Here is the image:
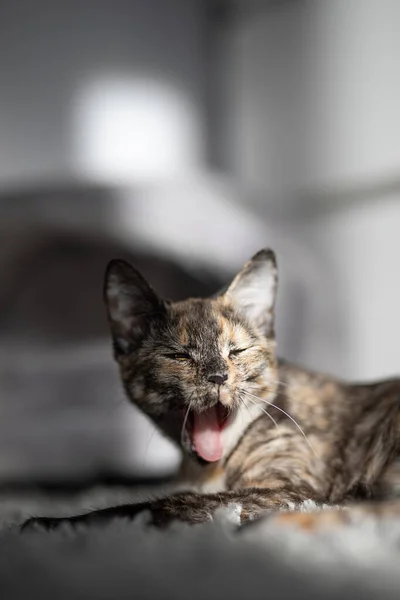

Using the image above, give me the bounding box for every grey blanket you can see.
[0,484,399,599]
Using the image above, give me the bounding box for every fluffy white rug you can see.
[0,485,399,599]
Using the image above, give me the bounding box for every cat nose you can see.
[207,373,228,386]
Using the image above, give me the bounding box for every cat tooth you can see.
[219,387,231,406]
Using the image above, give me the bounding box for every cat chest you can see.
[178,458,227,493]
[197,466,227,493]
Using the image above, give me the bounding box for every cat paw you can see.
[149,493,267,526]
[21,516,71,532]
[150,495,214,526]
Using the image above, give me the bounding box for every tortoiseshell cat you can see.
[25,249,400,530]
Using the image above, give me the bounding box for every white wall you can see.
[229,0,400,198]
[0,0,206,186]
[228,0,400,379]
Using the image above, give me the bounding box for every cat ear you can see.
[224,249,278,337]
[104,259,165,355]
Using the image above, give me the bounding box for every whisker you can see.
[239,394,257,427]
[239,402,244,426]
[181,401,192,447]
[246,381,324,426]
[104,391,127,417]
[141,424,158,470]
[242,390,318,457]
[242,394,278,428]
[270,379,292,388]
[221,409,232,425]
[247,379,292,391]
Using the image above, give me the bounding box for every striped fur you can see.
[23,249,400,530]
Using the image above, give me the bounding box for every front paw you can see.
[149,492,264,526]
[150,493,215,526]
[21,516,75,532]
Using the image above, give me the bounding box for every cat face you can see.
[104,249,279,463]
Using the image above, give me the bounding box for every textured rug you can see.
[0,485,400,599]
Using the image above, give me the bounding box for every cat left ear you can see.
[223,248,278,337]
[104,259,165,355]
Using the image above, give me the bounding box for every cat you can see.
[23,248,400,530]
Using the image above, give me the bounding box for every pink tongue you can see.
[192,407,223,462]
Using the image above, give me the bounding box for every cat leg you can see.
[147,484,324,525]
[23,492,400,533]
[22,484,323,531]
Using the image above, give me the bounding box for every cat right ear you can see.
[104,260,165,355]
[223,248,278,337]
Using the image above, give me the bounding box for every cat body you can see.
[24,249,400,530]
[179,359,400,502]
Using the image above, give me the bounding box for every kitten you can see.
[24,249,400,530]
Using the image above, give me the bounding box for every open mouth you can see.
[186,402,230,463]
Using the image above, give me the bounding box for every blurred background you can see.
[0,0,399,485]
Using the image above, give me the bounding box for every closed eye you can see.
[165,352,191,361]
[229,348,249,357]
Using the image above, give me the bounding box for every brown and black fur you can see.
[23,249,400,531]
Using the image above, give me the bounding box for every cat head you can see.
[104,249,279,464]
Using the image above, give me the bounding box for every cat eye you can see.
[229,348,248,357]
[165,352,191,361]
